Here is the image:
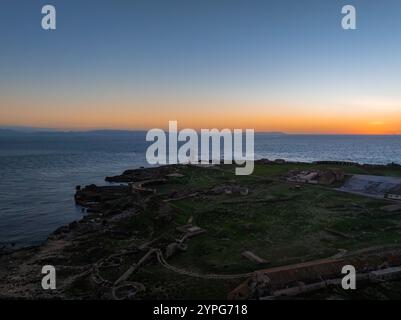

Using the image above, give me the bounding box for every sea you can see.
[0,131,400,247]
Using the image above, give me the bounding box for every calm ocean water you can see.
[0,132,400,247]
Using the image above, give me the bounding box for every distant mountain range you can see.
[0,127,146,135]
[0,128,32,136]
[0,126,63,133]
[1,127,400,136]
[0,127,67,136]
[255,131,287,136]
[0,127,287,136]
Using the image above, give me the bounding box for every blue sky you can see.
[1,0,401,133]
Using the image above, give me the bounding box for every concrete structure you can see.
[338,175,401,199]
[242,251,268,264]
[386,185,401,201]
[370,267,401,282]
[318,169,344,185]
[287,169,344,186]
[228,248,401,300]
[314,160,358,166]
[287,171,318,184]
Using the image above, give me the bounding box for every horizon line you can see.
[1,126,400,136]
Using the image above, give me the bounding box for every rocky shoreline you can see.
[1,160,401,299]
[0,164,222,299]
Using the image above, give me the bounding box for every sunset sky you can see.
[1,0,401,134]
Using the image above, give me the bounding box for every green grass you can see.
[156,164,401,270]
[104,163,401,299]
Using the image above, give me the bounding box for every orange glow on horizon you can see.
[1,100,400,135]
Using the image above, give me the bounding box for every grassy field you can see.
[124,162,401,299]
